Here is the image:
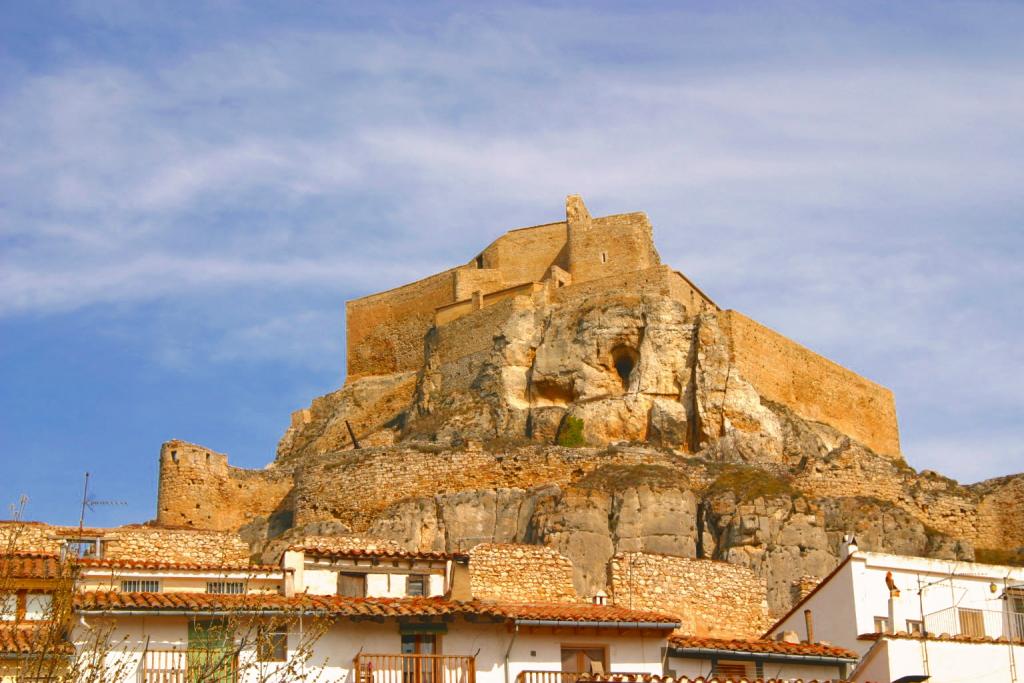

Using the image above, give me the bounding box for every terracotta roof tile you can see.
[0,625,74,655]
[859,631,1024,645]
[0,552,67,580]
[669,634,858,660]
[72,592,677,625]
[77,558,281,573]
[580,676,841,683]
[297,546,467,562]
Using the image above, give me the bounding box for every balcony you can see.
[922,607,1024,640]
[353,653,476,683]
[139,649,238,683]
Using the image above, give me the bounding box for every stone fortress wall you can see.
[342,194,898,457]
[156,440,292,531]
[156,195,915,534]
[723,311,901,458]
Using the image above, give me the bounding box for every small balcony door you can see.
[402,634,438,683]
[560,646,607,680]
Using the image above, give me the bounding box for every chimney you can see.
[447,556,472,602]
[804,609,815,643]
[841,534,859,559]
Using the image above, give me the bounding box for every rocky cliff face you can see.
[248,290,1021,617]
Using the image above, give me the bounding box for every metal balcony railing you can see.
[922,607,1024,640]
[353,653,476,683]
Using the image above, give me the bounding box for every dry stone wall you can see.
[609,551,771,638]
[0,521,249,563]
[468,543,577,603]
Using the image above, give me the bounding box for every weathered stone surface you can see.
[150,196,1024,620]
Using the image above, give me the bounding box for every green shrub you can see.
[706,464,795,501]
[557,416,586,448]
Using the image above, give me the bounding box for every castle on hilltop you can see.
[342,194,898,456]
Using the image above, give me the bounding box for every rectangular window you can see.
[407,575,426,597]
[958,608,985,637]
[24,594,52,621]
[1,594,16,621]
[120,579,161,593]
[207,581,245,595]
[257,626,288,662]
[714,661,751,678]
[560,646,607,674]
[906,619,924,636]
[338,573,366,598]
[873,616,890,633]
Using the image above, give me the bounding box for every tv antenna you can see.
[77,472,127,532]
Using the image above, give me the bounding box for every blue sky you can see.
[1,1,1022,527]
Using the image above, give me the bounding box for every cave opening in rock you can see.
[611,345,639,389]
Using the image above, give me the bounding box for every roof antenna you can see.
[77,471,127,533]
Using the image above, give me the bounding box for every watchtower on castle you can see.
[345,195,683,383]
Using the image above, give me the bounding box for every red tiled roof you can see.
[0,552,67,580]
[72,592,678,625]
[77,558,281,573]
[296,546,467,562]
[669,634,858,660]
[0,625,74,655]
[579,676,840,683]
[859,631,1024,645]
[493,602,678,625]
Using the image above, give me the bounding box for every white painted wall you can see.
[769,552,1024,656]
[73,614,669,683]
[852,637,1024,683]
[769,557,861,653]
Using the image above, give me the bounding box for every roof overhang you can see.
[668,644,857,665]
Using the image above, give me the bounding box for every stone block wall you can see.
[0,522,249,563]
[567,209,660,284]
[0,521,62,553]
[346,267,464,380]
[478,221,568,285]
[468,543,577,603]
[102,526,250,563]
[156,440,293,531]
[293,446,670,530]
[723,310,901,458]
[609,551,771,638]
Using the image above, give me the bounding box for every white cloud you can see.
[1,2,1022,481]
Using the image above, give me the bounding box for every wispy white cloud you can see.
[1,2,1022,482]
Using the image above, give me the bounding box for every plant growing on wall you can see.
[557,416,586,448]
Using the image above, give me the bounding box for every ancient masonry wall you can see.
[468,543,577,603]
[346,266,464,380]
[156,440,292,532]
[0,522,249,563]
[609,551,771,639]
[793,449,1024,550]
[724,310,901,458]
[102,527,250,563]
[478,222,568,285]
[293,447,670,530]
[568,212,659,283]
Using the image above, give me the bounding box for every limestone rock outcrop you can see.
[153,195,1023,618]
